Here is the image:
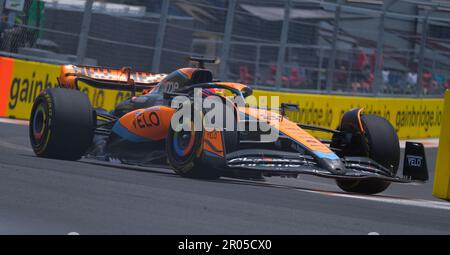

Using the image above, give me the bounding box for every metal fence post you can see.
[152,0,170,72]
[219,0,237,81]
[417,7,435,97]
[0,0,5,18]
[432,50,437,78]
[275,0,292,89]
[76,0,94,65]
[317,47,324,90]
[373,0,397,95]
[326,0,343,92]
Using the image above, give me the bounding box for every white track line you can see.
[0,118,29,125]
[235,178,450,211]
[298,189,450,211]
[399,139,439,149]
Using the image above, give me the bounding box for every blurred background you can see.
[1,0,450,97]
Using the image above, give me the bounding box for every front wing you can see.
[224,149,425,184]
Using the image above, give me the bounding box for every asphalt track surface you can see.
[1,121,449,234]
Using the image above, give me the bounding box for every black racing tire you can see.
[166,108,220,179]
[29,88,95,160]
[336,114,400,194]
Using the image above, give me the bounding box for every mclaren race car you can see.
[29,57,428,195]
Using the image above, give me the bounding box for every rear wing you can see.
[58,65,167,93]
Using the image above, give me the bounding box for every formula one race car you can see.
[29,57,428,194]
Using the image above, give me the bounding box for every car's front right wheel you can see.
[166,107,221,179]
[335,114,400,194]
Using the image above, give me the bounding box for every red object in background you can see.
[269,65,277,77]
[368,72,374,84]
[445,77,450,90]
[370,50,383,73]
[335,68,347,84]
[239,65,253,84]
[361,73,374,91]
[289,67,301,86]
[0,57,15,118]
[422,70,433,90]
[289,67,302,87]
[423,71,432,79]
[358,52,367,69]
[352,50,367,71]
[266,65,289,85]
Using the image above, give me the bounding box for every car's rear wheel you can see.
[335,114,400,194]
[29,88,95,160]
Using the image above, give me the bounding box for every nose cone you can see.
[317,158,347,174]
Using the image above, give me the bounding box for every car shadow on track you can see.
[77,158,413,201]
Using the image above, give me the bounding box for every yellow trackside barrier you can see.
[252,90,444,140]
[433,90,450,201]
